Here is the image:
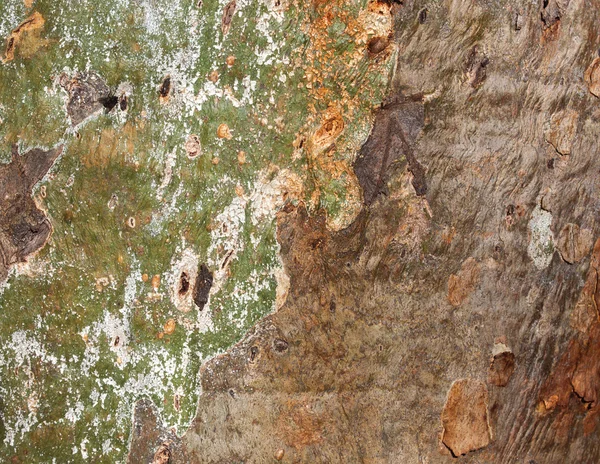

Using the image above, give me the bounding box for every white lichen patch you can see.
[527,204,555,269]
[208,168,303,293]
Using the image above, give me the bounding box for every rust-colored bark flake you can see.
[557,223,593,264]
[441,379,491,457]
[570,238,600,333]
[312,110,344,151]
[571,325,600,406]
[545,109,579,155]
[585,57,600,97]
[151,274,161,291]
[541,239,600,432]
[442,379,491,456]
[540,324,600,416]
[2,11,45,63]
[488,344,516,387]
[216,123,232,139]
[447,257,480,307]
[163,319,176,335]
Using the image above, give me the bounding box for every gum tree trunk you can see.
[1,0,600,463]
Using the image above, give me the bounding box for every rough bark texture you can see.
[131,0,600,462]
[3,0,600,462]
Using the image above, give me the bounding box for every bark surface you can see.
[130,0,600,462]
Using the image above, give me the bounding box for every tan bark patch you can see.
[3,11,46,63]
[441,379,491,457]
[312,110,344,151]
[277,401,326,449]
[556,223,593,264]
[447,257,480,307]
[545,109,579,155]
[585,57,600,98]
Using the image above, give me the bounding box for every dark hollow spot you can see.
[193,264,213,310]
[329,300,336,312]
[367,36,390,55]
[506,204,516,216]
[99,95,119,112]
[418,8,428,24]
[159,76,171,98]
[547,158,555,169]
[229,389,236,398]
[250,346,259,361]
[119,95,128,111]
[179,271,190,295]
[542,0,549,8]
[273,338,289,353]
[114,336,120,346]
[513,12,522,31]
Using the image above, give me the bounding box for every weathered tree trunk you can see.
[2,0,600,462]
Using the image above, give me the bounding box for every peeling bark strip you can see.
[354,94,425,203]
[585,57,600,97]
[541,0,570,30]
[59,72,112,126]
[540,239,600,435]
[557,223,593,264]
[488,344,516,387]
[441,379,491,457]
[221,0,237,35]
[0,145,62,283]
[463,45,488,89]
[545,109,579,155]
